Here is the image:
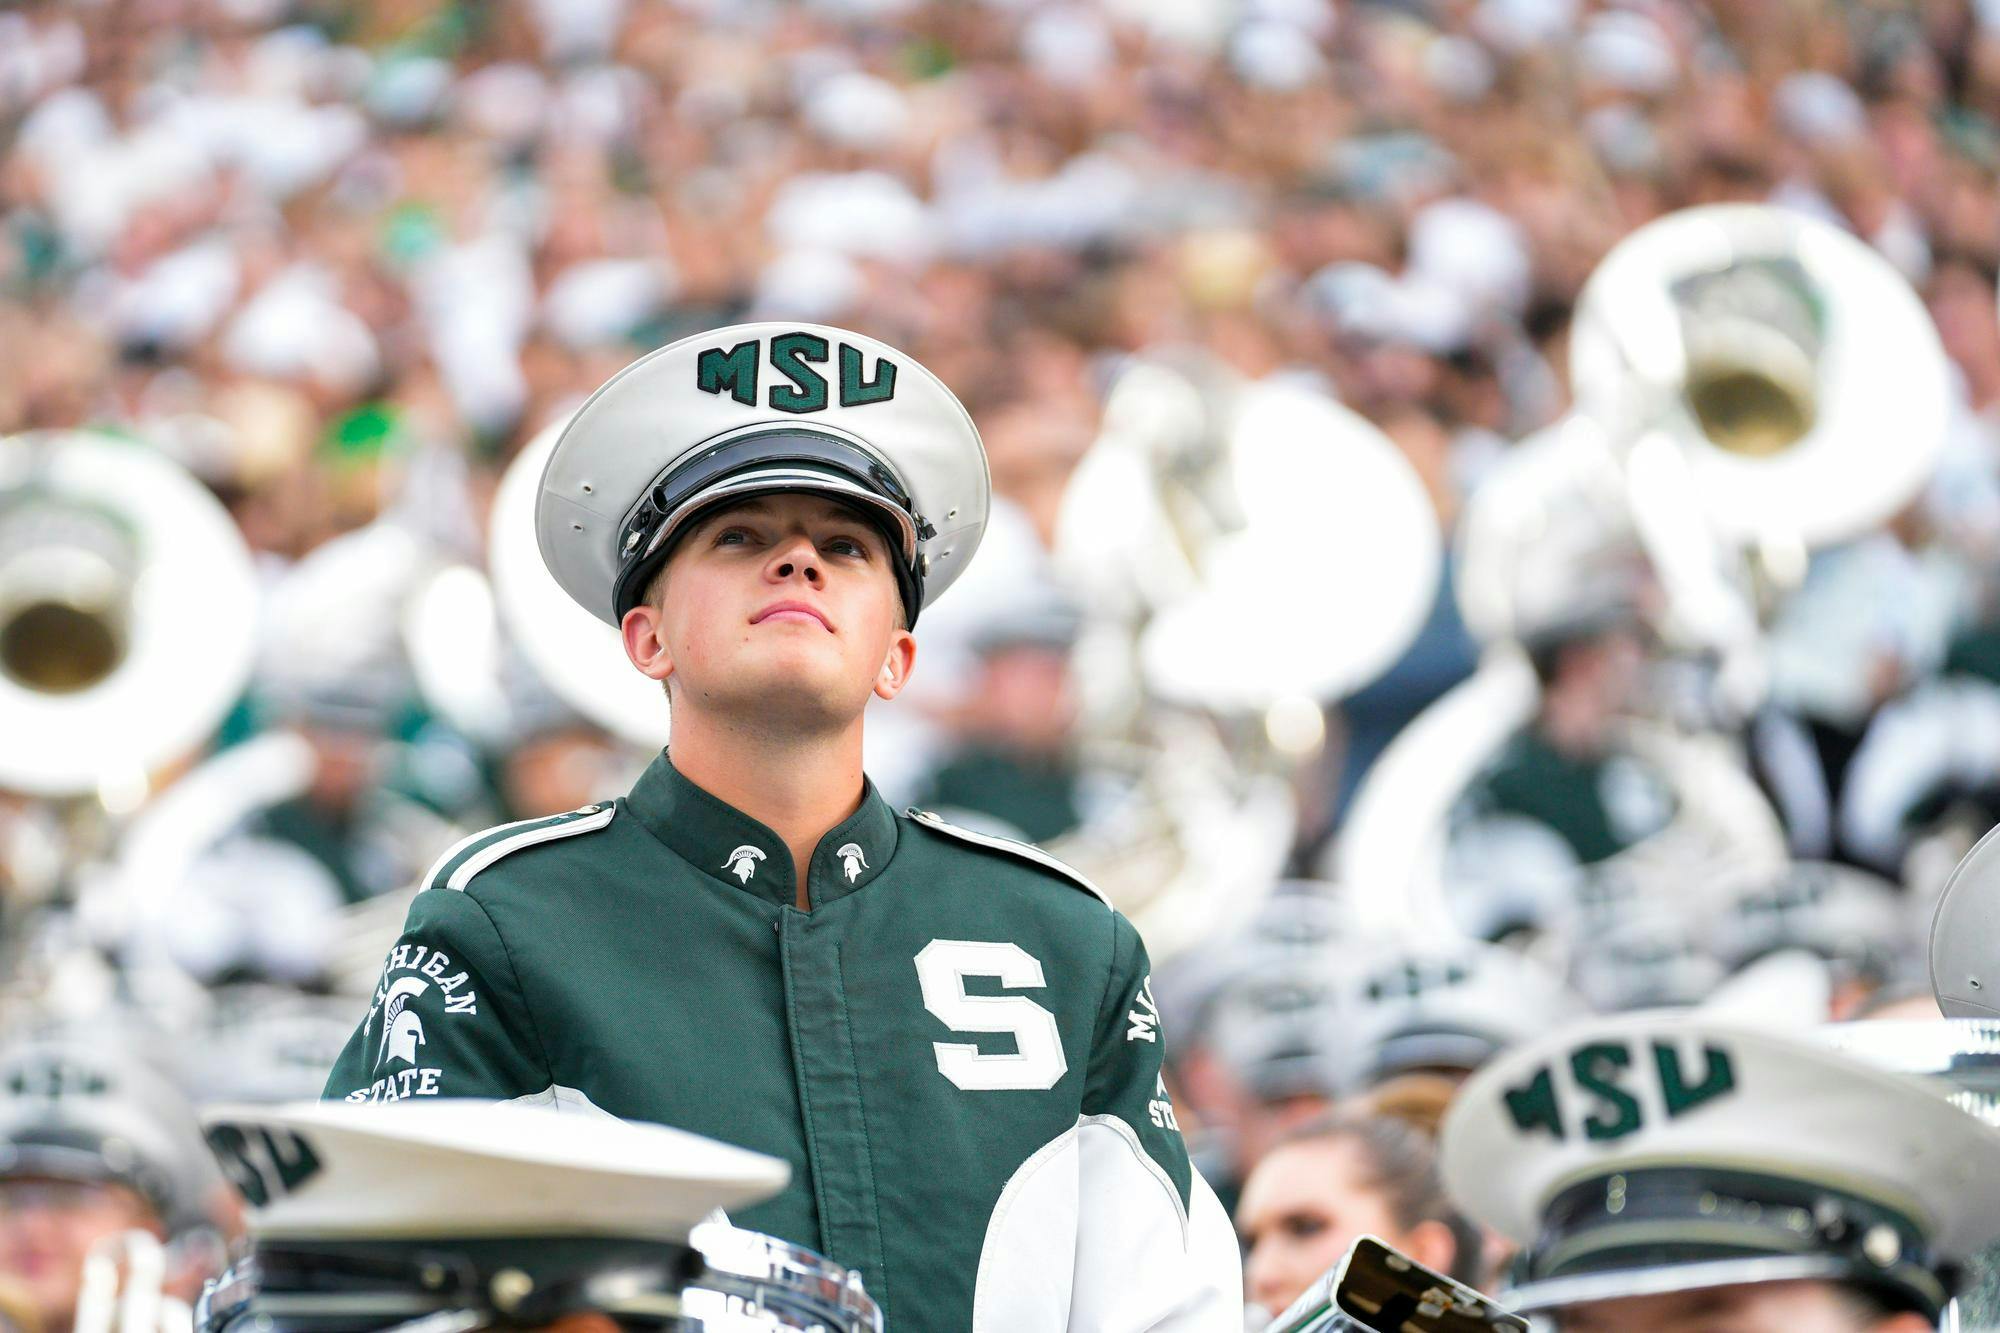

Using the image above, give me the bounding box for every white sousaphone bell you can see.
[1341,204,1952,936]
[1461,202,1950,654]
[1573,203,1947,565]
[0,431,259,802]
[404,416,670,752]
[1062,353,1441,725]
[1054,352,1442,961]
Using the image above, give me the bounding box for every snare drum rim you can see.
[689,1224,882,1328]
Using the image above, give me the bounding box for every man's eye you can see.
[714,528,752,546]
[827,536,869,558]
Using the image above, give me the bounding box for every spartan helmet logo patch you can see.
[724,845,767,883]
[377,977,429,1069]
[836,843,868,882]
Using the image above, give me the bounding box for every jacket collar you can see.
[624,750,898,908]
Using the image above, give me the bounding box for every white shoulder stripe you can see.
[420,813,567,891]
[444,805,616,891]
[908,809,1110,907]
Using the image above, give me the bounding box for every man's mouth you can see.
[752,601,833,631]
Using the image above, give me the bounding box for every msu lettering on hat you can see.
[534,322,990,629]
[1438,1012,2000,1317]
[202,1099,788,1242]
[1342,933,1584,1085]
[0,1038,221,1235]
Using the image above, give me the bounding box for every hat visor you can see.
[645,466,918,568]
[1503,1254,1876,1314]
[2,1143,130,1188]
[0,1143,173,1223]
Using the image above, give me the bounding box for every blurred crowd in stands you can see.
[8,0,2000,1327]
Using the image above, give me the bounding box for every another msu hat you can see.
[535,322,991,629]
[0,1037,222,1235]
[1706,860,1913,986]
[1932,823,2000,1018]
[1439,1012,2000,1318]
[1203,930,1582,1102]
[176,987,375,1107]
[1204,952,1349,1102]
[194,1101,870,1333]
[1343,935,1584,1085]
[200,1100,785,1244]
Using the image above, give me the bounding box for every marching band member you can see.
[321,324,1240,1330]
[0,1040,232,1333]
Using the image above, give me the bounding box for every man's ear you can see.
[621,602,675,683]
[873,628,916,702]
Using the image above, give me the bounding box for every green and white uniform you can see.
[324,753,1238,1331]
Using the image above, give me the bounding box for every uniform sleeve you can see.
[321,887,549,1103]
[1068,914,1243,1333]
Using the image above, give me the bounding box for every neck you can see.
[667,707,867,909]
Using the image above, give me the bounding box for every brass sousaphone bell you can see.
[0,432,258,804]
[1341,205,1951,935]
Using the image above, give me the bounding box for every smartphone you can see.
[1261,1235,1529,1333]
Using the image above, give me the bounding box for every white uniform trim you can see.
[973,1118,1082,1333]
[1078,1113,1186,1239]
[420,813,571,890]
[907,809,1110,907]
[502,1083,620,1119]
[972,1114,1238,1332]
[442,805,617,892]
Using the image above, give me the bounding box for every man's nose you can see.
[767,534,824,586]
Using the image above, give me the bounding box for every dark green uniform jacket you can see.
[1461,729,1676,864]
[324,753,1239,1332]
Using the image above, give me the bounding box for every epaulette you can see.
[419,802,617,894]
[905,808,1110,908]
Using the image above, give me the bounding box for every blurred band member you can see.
[1464,608,1671,869]
[1237,1109,1473,1323]
[0,1041,231,1333]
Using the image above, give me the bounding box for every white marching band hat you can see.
[200,1099,788,1242]
[0,1037,222,1235]
[1343,935,1585,1086]
[534,322,991,630]
[1195,926,1582,1101]
[194,1101,808,1333]
[1439,1012,2000,1319]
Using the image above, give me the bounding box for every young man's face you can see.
[1554,1279,1931,1333]
[621,493,916,731]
